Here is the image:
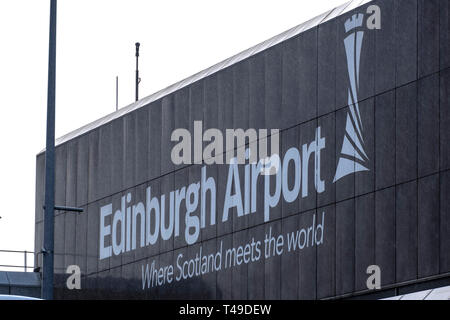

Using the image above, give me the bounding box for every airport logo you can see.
[334,13,370,183]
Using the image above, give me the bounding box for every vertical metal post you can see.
[42,0,57,300]
[24,251,27,272]
[116,76,119,111]
[135,42,140,102]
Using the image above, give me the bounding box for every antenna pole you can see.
[135,42,140,102]
[116,76,119,111]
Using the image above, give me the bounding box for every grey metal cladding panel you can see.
[316,204,335,299]
[161,95,175,176]
[335,107,354,202]
[183,244,211,300]
[64,209,77,268]
[87,201,100,275]
[108,193,122,271]
[217,163,233,237]
[160,173,174,253]
[231,229,249,300]
[174,168,188,250]
[204,73,219,130]
[318,112,336,208]
[109,265,126,299]
[55,144,67,207]
[375,187,395,286]
[122,188,136,266]
[65,140,77,207]
[174,87,189,172]
[299,119,318,211]
[35,154,45,223]
[418,0,440,78]
[281,214,299,300]
[145,256,160,299]
[418,174,440,278]
[54,213,65,274]
[98,122,113,199]
[195,239,217,299]
[418,74,440,177]
[395,0,418,87]
[247,224,265,299]
[281,36,300,129]
[375,0,396,95]
[189,80,205,163]
[441,170,450,273]
[111,117,124,194]
[441,69,450,171]
[375,90,396,190]
[355,193,375,292]
[187,165,202,243]
[265,46,283,131]
[124,113,136,190]
[335,14,349,112]
[298,28,318,123]
[134,184,150,261]
[298,210,318,300]
[87,129,100,203]
[335,198,355,296]
[441,0,450,70]
[281,126,299,218]
[218,68,234,134]
[75,206,88,275]
[134,106,150,185]
[232,67,250,233]
[145,178,161,258]
[249,53,266,130]
[249,154,266,229]
[173,88,189,129]
[233,61,250,130]
[149,100,162,180]
[201,164,218,242]
[35,222,43,269]
[216,233,232,299]
[264,220,281,300]
[121,261,142,300]
[262,162,281,224]
[96,268,111,299]
[170,247,186,298]
[395,180,418,283]
[156,251,176,299]
[76,134,89,207]
[396,82,418,184]
[318,19,337,117]
[356,98,375,196]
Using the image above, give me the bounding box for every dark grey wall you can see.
[35,0,450,300]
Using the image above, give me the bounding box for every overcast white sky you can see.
[0,0,345,271]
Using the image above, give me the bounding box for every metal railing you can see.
[0,250,35,272]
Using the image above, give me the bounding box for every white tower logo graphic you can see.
[334,13,369,183]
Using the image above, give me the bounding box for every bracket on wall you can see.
[42,206,84,214]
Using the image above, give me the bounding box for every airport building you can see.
[34,0,450,299]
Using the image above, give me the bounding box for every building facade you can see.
[35,0,450,299]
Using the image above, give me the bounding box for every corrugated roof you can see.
[45,0,372,152]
